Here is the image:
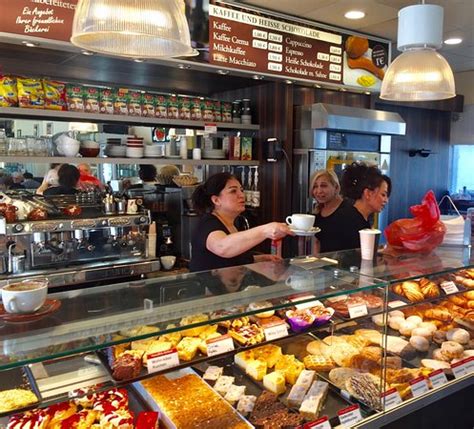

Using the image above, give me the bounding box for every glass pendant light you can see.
[70,0,197,59]
[380,4,455,101]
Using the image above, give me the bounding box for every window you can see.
[450,145,474,195]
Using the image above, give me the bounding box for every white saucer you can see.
[289,226,321,237]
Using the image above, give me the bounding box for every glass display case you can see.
[0,249,472,428]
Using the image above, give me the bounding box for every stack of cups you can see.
[126,137,144,158]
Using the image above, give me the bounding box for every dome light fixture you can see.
[70,0,197,59]
[344,10,365,20]
[380,3,455,101]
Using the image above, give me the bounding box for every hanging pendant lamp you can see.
[70,0,197,59]
[380,4,455,101]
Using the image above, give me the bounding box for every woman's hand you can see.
[262,222,294,240]
[253,254,282,262]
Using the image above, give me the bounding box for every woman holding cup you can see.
[189,172,293,272]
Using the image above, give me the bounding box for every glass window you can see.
[450,145,474,195]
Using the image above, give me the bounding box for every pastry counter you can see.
[0,251,472,428]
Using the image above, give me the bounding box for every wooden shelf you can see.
[2,156,260,166]
[0,107,260,131]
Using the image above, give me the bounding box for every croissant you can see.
[448,295,468,307]
[455,276,474,289]
[401,281,424,302]
[464,291,474,300]
[420,281,440,299]
[392,283,404,296]
[424,308,453,322]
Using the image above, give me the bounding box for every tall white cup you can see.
[359,229,381,260]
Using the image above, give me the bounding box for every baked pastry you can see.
[419,278,440,298]
[421,359,451,371]
[179,313,209,337]
[214,375,236,394]
[385,368,421,384]
[0,388,38,413]
[401,281,424,302]
[360,346,383,361]
[198,332,222,355]
[440,341,464,360]
[228,324,264,346]
[433,330,447,344]
[299,380,328,420]
[411,327,433,339]
[371,314,386,327]
[417,322,438,334]
[234,350,255,371]
[381,356,402,369]
[446,328,470,345]
[275,355,304,385]
[306,340,332,359]
[143,341,173,365]
[345,373,381,410]
[119,325,159,338]
[112,351,142,380]
[294,370,316,390]
[389,316,405,331]
[252,344,282,368]
[344,335,371,351]
[353,329,382,345]
[236,395,257,417]
[328,368,360,390]
[406,315,423,326]
[7,410,50,428]
[246,359,267,381]
[432,348,450,362]
[303,354,335,372]
[46,402,78,428]
[392,283,404,296]
[203,366,224,381]
[248,301,275,318]
[349,354,381,373]
[329,343,359,367]
[389,310,405,318]
[224,385,247,405]
[263,371,286,395]
[177,337,201,361]
[424,308,453,322]
[61,409,98,428]
[410,335,430,352]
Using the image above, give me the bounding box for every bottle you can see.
[243,167,252,207]
[250,167,260,208]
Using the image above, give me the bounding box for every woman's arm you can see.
[206,222,292,258]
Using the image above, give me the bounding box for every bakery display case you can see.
[0,248,472,428]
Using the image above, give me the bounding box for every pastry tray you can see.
[132,367,255,429]
[0,366,42,417]
[193,335,365,427]
[323,290,385,322]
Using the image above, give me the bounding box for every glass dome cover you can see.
[70,0,197,58]
[380,49,455,101]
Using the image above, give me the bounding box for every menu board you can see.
[0,0,78,41]
[209,2,389,90]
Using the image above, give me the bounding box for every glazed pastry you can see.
[419,278,440,298]
[424,308,453,322]
[448,295,468,307]
[392,283,404,296]
[446,328,470,345]
[46,402,78,428]
[464,290,474,300]
[410,335,430,352]
[60,410,97,429]
[440,341,464,360]
[100,408,134,429]
[7,410,50,429]
[401,281,424,302]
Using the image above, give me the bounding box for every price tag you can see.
[204,123,218,134]
[381,388,402,409]
[264,321,288,341]
[206,334,235,357]
[147,348,179,374]
[466,356,474,374]
[326,294,347,303]
[303,415,332,429]
[428,369,448,388]
[291,295,323,310]
[409,376,429,397]
[348,303,368,319]
[440,281,459,295]
[451,357,473,378]
[337,404,363,427]
[388,300,406,309]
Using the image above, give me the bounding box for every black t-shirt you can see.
[314,199,370,252]
[189,213,254,272]
[43,186,78,196]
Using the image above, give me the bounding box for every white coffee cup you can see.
[160,255,176,270]
[359,229,381,260]
[286,214,315,231]
[1,279,48,313]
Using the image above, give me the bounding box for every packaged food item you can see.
[0,75,18,107]
[17,77,44,109]
[42,79,67,110]
[113,88,129,115]
[178,96,191,120]
[201,99,214,121]
[99,87,114,114]
[241,137,252,160]
[190,97,202,120]
[155,94,167,118]
[222,101,232,122]
[141,93,155,117]
[213,100,222,122]
[66,84,85,112]
[128,90,142,116]
[83,86,100,113]
[167,94,179,119]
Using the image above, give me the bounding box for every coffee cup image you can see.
[285,214,315,231]
[1,279,48,313]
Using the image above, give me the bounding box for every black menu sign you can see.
[209,2,390,90]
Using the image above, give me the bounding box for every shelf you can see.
[0,107,260,131]
[0,156,260,166]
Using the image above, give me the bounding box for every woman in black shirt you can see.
[189,172,293,272]
[43,164,80,196]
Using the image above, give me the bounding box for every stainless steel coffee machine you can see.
[0,211,150,273]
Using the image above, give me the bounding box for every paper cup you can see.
[359,228,381,260]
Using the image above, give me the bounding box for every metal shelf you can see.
[0,107,260,131]
[0,156,260,166]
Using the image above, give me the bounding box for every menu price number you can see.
[206,334,235,357]
[264,321,288,341]
[381,388,402,410]
[440,281,459,295]
[451,356,474,378]
[409,376,429,397]
[388,300,406,309]
[428,369,448,388]
[348,303,368,319]
[147,348,179,374]
[302,415,332,429]
[337,404,363,427]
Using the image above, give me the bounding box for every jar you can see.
[232,100,241,123]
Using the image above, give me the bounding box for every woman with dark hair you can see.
[43,164,80,196]
[189,172,293,272]
[324,162,391,250]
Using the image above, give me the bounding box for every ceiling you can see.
[239,0,474,72]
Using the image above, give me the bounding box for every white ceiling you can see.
[239,0,474,72]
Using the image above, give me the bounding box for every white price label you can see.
[388,300,406,308]
[338,405,363,427]
[451,357,473,378]
[327,294,347,303]
[440,281,459,295]
[409,376,429,397]
[147,348,180,374]
[348,303,368,319]
[428,369,448,388]
[206,334,235,357]
[304,415,332,429]
[381,388,402,409]
[204,123,218,134]
[291,295,323,310]
[264,322,288,341]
